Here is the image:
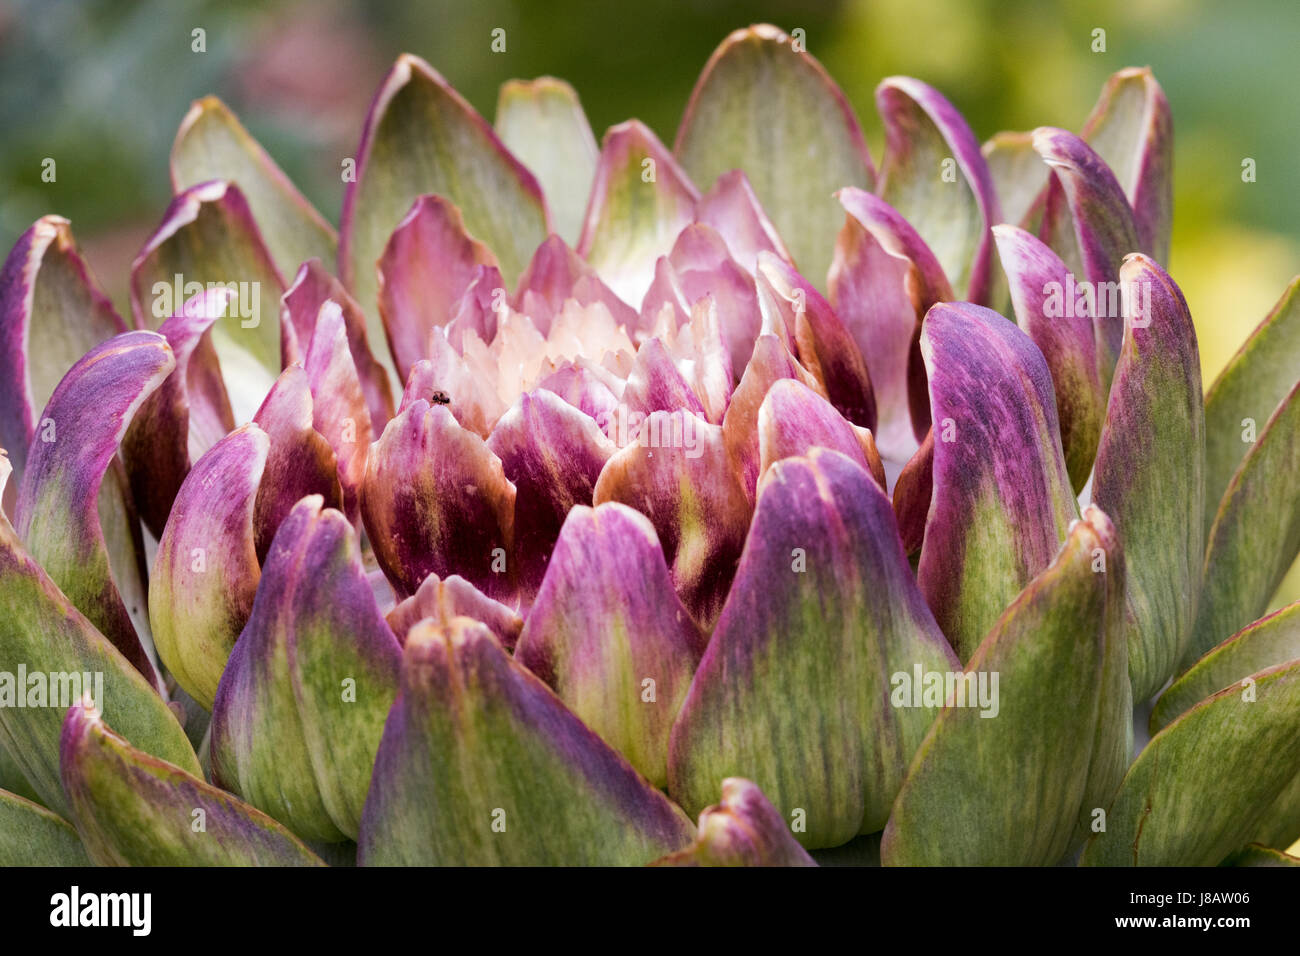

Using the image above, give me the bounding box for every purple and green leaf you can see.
[516,503,706,787]
[386,571,523,651]
[357,617,696,865]
[917,302,1076,661]
[1090,255,1204,702]
[883,508,1128,865]
[171,96,337,279]
[340,54,548,372]
[993,224,1106,491]
[15,331,175,689]
[668,448,959,848]
[875,77,1001,304]
[494,78,598,247]
[486,389,614,607]
[1032,127,1140,381]
[362,401,515,601]
[250,366,343,562]
[1082,657,1300,866]
[211,497,402,843]
[674,24,875,284]
[60,702,323,866]
[0,452,199,815]
[595,410,750,630]
[149,425,268,710]
[651,778,816,867]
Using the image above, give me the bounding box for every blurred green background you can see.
[2,0,1298,597]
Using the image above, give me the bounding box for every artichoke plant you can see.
[1,22,1298,868]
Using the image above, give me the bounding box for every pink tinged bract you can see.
[515,503,706,788]
[668,448,959,848]
[362,400,516,602]
[621,337,709,421]
[250,366,343,562]
[755,252,876,431]
[652,778,817,867]
[386,570,523,651]
[722,332,824,505]
[16,331,176,691]
[122,288,237,538]
[149,424,269,711]
[827,209,922,462]
[536,361,621,429]
[917,302,1077,661]
[280,258,395,431]
[377,194,499,383]
[641,295,733,425]
[875,76,1002,305]
[663,223,760,377]
[668,297,734,426]
[486,389,616,608]
[406,337,506,438]
[444,263,507,350]
[836,188,954,444]
[757,378,886,489]
[595,411,750,631]
[577,120,700,308]
[303,301,373,525]
[641,255,692,331]
[694,169,793,275]
[357,616,696,865]
[513,234,638,335]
